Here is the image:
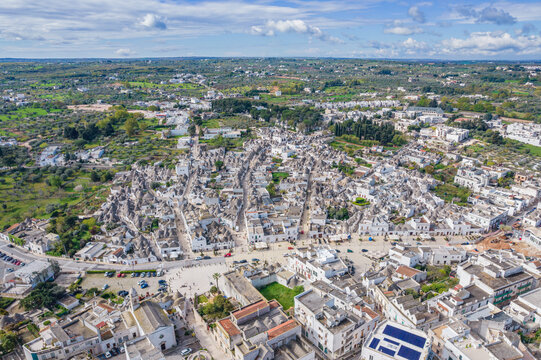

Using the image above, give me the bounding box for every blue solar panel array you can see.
[385,338,400,346]
[369,338,380,349]
[382,325,426,348]
[398,345,422,360]
[379,346,396,357]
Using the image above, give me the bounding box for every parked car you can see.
[195,256,203,260]
[287,247,294,250]
[361,249,368,252]
[141,272,146,278]
[159,280,167,285]
[134,272,140,277]
[118,290,129,297]
[152,272,156,277]
[239,259,247,264]
[224,253,232,257]
[203,256,211,260]
[252,258,260,262]
[347,249,353,253]
[131,272,136,277]
[102,284,109,290]
[141,283,149,289]
[105,351,112,359]
[180,348,192,356]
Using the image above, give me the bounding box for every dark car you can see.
[361,249,368,252]
[252,258,260,262]
[159,280,167,285]
[117,290,129,297]
[203,256,211,260]
[239,259,247,264]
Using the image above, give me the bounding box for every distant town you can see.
[0,58,540,360]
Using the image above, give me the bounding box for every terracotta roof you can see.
[396,265,421,278]
[362,306,379,320]
[267,319,298,340]
[96,321,107,329]
[218,318,240,337]
[112,248,123,256]
[232,300,268,321]
[97,303,115,313]
[6,223,19,233]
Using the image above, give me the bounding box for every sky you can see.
[1,0,541,59]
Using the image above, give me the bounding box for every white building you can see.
[288,246,348,283]
[360,321,431,360]
[294,288,378,359]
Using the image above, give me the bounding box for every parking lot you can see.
[0,243,26,282]
[81,271,167,297]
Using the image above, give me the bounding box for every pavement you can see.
[0,234,455,285]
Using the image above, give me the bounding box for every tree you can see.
[63,125,79,139]
[214,160,224,171]
[124,117,139,136]
[188,124,196,136]
[20,282,66,311]
[50,260,61,277]
[49,175,63,189]
[212,273,221,289]
[90,170,101,182]
[0,330,19,354]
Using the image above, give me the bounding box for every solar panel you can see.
[382,325,426,348]
[369,338,380,349]
[385,338,400,346]
[398,345,422,360]
[379,346,396,357]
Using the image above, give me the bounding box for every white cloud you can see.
[456,6,516,25]
[250,19,342,43]
[116,48,135,57]
[441,32,541,55]
[139,13,166,30]
[408,6,425,23]
[384,26,423,35]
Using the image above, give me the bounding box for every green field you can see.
[258,282,304,310]
[0,170,106,229]
[128,81,203,90]
[433,183,471,205]
[520,143,541,157]
[272,172,289,183]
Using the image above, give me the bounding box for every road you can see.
[299,156,314,239]
[235,145,265,237]
[175,156,199,255]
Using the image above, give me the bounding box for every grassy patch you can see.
[352,197,370,206]
[201,118,220,129]
[0,297,15,309]
[0,169,104,230]
[272,172,289,183]
[433,183,470,205]
[258,282,304,310]
[520,143,541,157]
